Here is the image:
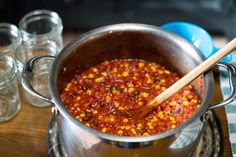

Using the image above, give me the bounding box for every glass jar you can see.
[16,39,59,107]
[19,10,63,50]
[0,23,21,58]
[0,55,21,122]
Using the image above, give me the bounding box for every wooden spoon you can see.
[127,38,236,119]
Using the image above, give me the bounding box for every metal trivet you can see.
[47,111,223,157]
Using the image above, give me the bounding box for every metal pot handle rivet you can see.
[51,106,59,115]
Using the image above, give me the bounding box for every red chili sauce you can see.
[60,59,201,136]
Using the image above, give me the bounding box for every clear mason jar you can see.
[19,10,63,50]
[16,39,59,107]
[0,23,21,59]
[0,55,21,122]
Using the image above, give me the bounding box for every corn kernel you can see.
[171,125,176,129]
[188,85,192,89]
[101,72,107,77]
[149,126,154,129]
[120,126,125,129]
[123,118,128,123]
[104,61,109,65]
[183,101,189,106]
[138,101,143,106]
[138,62,145,68]
[128,87,135,93]
[93,110,98,114]
[166,110,170,114]
[145,73,150,78]
[114,101,119,107]
[125,126,131,130]
[112,89,118,95]
[161,87,166,91]
[137,123,142,128]
[169,101,176,106]
[193,99,198,103]
[155,85,160,89]
[160,79,166,83]
[101,127,107,132]
[141,92,149,98]
[75,115,80,119]
[158,70,164,74]
[117,130,123,135]
[95,77,102,82]
[112,67,118,73]
[88,73,95,79]
[87,90,92,95]
[76,96,81,101]
[110,117,115,122]
[152,116,158,121]
[131,128,137,134]
[158,111,164,119]
[133,76,137,80]
[118,106,125,111]
[147,78,152,83]
[85,123,90,127]
[164,70,170,74]
[169,116,175,121]
[147,122,152,126]
[124,63,129,68]
[76,107,80,111]
[182,97,187,101]
[92,68,98,73]
[187,95,193,99]
[66,83,71,89]
[80,113,85,118]
[122,71,128,77]
[150,66,156,71]
[143,132,150,136]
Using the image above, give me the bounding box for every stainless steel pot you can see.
[21,23,236,157]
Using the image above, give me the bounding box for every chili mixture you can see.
[60,59,201,136]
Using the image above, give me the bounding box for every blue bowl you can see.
[161,22,232,62]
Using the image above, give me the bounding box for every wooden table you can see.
[0,34,233,157]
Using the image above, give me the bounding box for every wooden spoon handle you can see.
[148,38,236,108]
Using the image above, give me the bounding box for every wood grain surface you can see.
[0,86,52,157]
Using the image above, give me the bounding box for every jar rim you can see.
[0,23,22,55]
[18,10,63,39]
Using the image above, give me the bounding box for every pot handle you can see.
[21,55,55,103]
[208,63,236,110]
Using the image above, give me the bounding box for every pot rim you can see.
[49,23,214,142]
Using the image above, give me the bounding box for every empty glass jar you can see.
[0,23,21,58]
[0,55,21,122]
[19,10,63,50]
[16,39,59,107]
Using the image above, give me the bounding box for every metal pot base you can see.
[47,111,223,157]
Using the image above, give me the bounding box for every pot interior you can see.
[56,27,206,96]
